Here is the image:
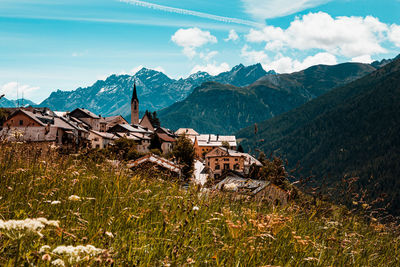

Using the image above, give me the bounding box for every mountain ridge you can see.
[38,63,270,118]
[158,62,376,134]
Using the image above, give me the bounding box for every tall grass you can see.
[0,143,399,266]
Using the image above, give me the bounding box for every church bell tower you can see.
[131,81,139,125]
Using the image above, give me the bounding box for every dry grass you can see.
[0,143,399,266]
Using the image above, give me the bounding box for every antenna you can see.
[17,84,19,107]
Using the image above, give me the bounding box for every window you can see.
[215,164,220,170]
[234,164,240,170]
[95,144,100,148]
[224,158,229,162]
[215,158,219,161]
[94,137,99,141]
[235,158,238,162]
[19,120,23,126]
[224,163,230,170]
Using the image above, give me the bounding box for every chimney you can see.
[217,134,219,141]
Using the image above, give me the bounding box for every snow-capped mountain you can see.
[38,64,271,118]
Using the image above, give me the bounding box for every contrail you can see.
[119,0,263,28]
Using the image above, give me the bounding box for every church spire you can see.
[131,80,139,125]
[131,81,138,104]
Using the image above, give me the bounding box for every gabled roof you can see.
[104,115,128,124]
[90,130,118,140]
[157,133,176,142]
[175,128,199,136]
[205,147,262,166]
[127,154,181,174]
[69,108,100,119]
[214,175,269,195]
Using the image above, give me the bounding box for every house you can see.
[139,113,154,131]
[88,130,118,149]
[68,108,102,132]
[104,115,129,130]
[127,154,181,178]
[175,128,199,138]
[214,173,289,205]
[205,147,262,179]
[0,108,79,144]
[193,134,237,158]
[155,127,176,154]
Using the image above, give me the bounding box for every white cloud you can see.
[0,82,40,100]
[171,28,217,59]
[389,24,400,47]
[191,62,230,76]
[199,51,218,61]
[262,52,337,73]
[241,45,269,64]
[225,29,239,42]
[246,12,389,58]
[351,55,373,64]
[241,0,331,20]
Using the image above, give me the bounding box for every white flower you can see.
[51,259,65,266]
[192,206,199,211]
[68,195,81,201]
[52,245,103,263]
[40,245,51,253]
[105,231,114,238]
[0,218,59,238]
[51,201,61,205]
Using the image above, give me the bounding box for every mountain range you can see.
[0,98,36,108]
[237,56,400,215]
[158,62,377,134]
[38,63,271,118]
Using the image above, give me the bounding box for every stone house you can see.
[88,130,118,149]
[193,134,237,158]
[205,147,262,179]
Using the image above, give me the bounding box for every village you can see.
[0,84,289,204]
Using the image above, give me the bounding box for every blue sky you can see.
[1,0,399,103]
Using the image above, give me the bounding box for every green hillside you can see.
[159,63,376,134]
[237,57,400,215]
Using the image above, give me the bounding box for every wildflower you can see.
[192,206,199,211]
[40,245,51,253]
[352,201,358,205]
[52,245,103,263]
[105,231,114,238]
[51,259,65,266]
[42,254,51,261]
[187,258,195,264]
[68,195,81,201]
[0,218,59,238]
[304,257,318,261]
[51,201,61,205]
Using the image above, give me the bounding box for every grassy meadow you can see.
[0,143,399,266]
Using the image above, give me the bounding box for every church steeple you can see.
[131,81,139,125]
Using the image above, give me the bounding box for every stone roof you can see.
[175,128,199,136]
[127,154,181,175]
[205,147,262,166]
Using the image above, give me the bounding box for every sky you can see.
[0,0,399,103]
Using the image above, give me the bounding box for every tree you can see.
[237,144,244,153]
[221,141,230,149]
[144,110,161,128]
[172,135,195,180]
[107,138,140,160]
